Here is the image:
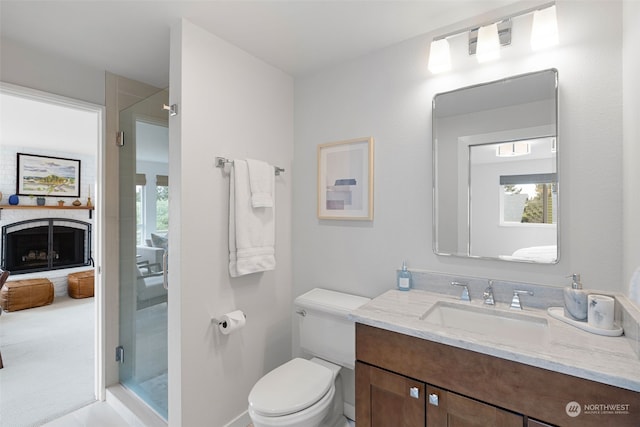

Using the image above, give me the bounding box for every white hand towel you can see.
[246,158,274,208]
[229,159,276,277]
[629,266,640,306]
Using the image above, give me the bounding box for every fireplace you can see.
[1,218,92,274]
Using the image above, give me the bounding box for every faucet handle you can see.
[511,290,534,310]
[451,281,471,302]
[483,280,495,305]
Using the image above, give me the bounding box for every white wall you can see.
[0,37,105,105]
[293,0,625,298]
[169,19,294,426]
[623,1,640,298]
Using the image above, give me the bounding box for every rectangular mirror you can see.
[433,69,558,263]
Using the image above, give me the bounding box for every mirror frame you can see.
[432,69,559,263]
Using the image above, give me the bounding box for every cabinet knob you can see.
[409,387,420,399]
[429,393,439,406]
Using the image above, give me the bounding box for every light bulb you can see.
[476,23,500,63]
[531,5,559,50]
[428,38,452,74]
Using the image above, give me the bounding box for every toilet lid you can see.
[248,358,333,417]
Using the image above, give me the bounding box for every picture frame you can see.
[16,153,81,198]
[317,136,374,220]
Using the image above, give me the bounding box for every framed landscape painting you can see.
[317,136,374,220]
[17,153,81,198]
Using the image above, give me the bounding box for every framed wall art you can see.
[16,153,81,198]
[317,136,374,220]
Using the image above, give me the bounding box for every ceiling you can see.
[0,0,521,87]
[0,0,524,158]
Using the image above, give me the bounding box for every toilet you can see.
[248,288,371,427]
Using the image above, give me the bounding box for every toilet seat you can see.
[249,358,333,417]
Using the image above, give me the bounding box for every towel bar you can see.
[215,157,284,176]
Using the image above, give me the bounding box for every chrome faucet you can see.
[451,281,470,302]
[483,280,495,306]
[510,290,534,310]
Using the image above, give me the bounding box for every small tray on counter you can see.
[547,307,623,337]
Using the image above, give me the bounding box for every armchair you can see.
[136,264,167,310]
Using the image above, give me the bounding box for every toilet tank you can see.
[295,288,371,370]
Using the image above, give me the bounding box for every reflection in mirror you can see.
[469,137,557,262]
[433,69,558,263]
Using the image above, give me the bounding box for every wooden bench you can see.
[67,270,95,299]
[0,278,54,312]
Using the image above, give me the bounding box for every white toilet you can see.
[248,288,370,427]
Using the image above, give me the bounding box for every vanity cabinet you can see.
[426,385,522,427]
[526,420,554,427]
[356,362,522,427]
[355,323,640,427]
[356,362,425,426]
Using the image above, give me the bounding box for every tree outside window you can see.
[156,185,169,232]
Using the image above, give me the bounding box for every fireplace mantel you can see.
[0,205,94,219]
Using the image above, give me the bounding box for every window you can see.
[136,184,146,244]
[500,174,557,225]
[136,173,147,245]
[156,175,169,233]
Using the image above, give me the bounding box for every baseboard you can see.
[106,384,167,427]
[225,410,251,427]
[344,402,355,422]
[223,404,351,427]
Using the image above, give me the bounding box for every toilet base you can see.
[321,413,349,427]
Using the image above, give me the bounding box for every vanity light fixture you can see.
[496,141,531,157]
[475,23,501,63]
[427,38,452,74]
[427,2,557,74]
[531,5,559,50]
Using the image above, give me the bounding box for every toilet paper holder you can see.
[212,312,247,328]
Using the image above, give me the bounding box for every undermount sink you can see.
[420,301,549,342]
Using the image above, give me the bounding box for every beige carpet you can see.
[0,295,95,427]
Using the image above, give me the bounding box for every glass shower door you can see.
[118,88,169,419]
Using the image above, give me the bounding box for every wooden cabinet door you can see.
[356,361,426,427]
[426,385,523,427]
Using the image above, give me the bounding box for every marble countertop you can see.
[350,289,640,393]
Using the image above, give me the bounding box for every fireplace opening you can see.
[1,218,92,274]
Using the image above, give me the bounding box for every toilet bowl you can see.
[248,358,344,427]
[247,288,371,427]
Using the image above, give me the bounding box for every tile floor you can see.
[42,402,129,427]
[42,403,357,427]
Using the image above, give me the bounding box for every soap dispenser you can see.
[563,273,588,321]
[397,261,412,291]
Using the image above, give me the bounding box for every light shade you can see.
[476,23,501,63]
[496,141,531,157]
[428,38,452,74]
[531,5,559,50]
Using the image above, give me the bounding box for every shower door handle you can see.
[162,251,168,289]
